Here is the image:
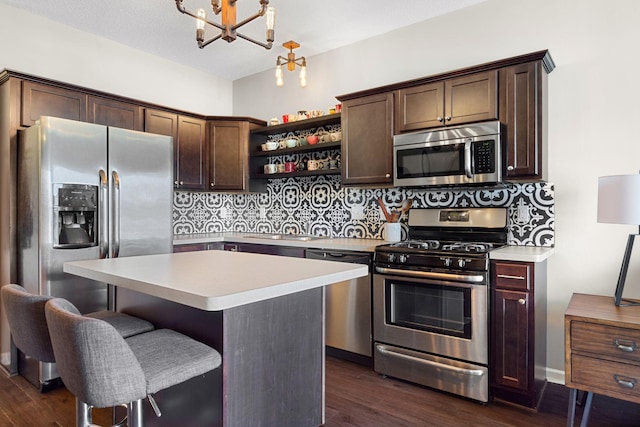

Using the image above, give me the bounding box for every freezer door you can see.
[108,127,173,257]
[32,117,108,314]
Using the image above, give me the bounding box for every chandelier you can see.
[275,41,307,88]
[175,0,275,50]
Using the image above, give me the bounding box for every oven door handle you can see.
[375,266,485,283]
[376,344,485,376]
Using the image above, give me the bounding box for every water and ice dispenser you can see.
[53,184,98,248]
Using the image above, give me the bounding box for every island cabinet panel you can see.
[500,61,545,179]
[341,92,394,186]
[394,71,497,133]
[87,96,143,131]
[491,260,547,408]
[21,80,87,126]
[208,120,249,191]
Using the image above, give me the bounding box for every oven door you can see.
[373,271,488,365]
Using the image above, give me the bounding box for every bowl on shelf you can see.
[265,141,279,151]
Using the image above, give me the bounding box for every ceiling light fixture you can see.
[175,0,275,50]
[275,40,307,88]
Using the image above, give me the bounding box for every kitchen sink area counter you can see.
[173,232,387,252]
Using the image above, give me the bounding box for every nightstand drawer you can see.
[571,354,640,401]
[572,321,640,363]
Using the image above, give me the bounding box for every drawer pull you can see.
[497,274,525,280]
[613,339,638,352]
[614,374,637,389]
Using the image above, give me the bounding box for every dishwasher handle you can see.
[305,250,371,267]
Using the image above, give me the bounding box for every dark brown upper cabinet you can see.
[87,96,143,131]
[21,80,87,126]
[340,92,394,186]
[395,71,498,133]
[145,109,207,190]
[499,61,547,180]
[208,120,249,191]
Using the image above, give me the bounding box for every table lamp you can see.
[598,174,640,306]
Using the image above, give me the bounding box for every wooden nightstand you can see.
[565,293,640,426]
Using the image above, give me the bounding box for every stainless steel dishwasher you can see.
[305,249,372,362]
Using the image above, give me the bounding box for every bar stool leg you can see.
[128,399,144,427]
[75,399,92,427]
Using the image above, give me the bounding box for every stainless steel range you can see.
[373,207,507,403]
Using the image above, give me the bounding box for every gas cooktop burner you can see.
[385,239,496,253]
[440,242,495,252]
[390,240,440,250]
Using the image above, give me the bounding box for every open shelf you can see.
[251,169,341,179]
[251,113,341,136]
[252,141,340,157]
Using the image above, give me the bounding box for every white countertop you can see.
[173,232,386,252]
[489,245,554,262]
[64,251,368,311]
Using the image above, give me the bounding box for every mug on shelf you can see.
[285,162,297,173]
[307,135,319,145]
[276,163,286,173]
[264,164,277,174]
[307,160,324,171]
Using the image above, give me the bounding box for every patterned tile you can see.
[173,180,554,247]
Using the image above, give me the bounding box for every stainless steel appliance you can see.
[373,207,507,402]
[17,116,173,389]
[306,249,372,363]
[393,121,502,188]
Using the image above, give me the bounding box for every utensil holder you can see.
[383,222,401,242]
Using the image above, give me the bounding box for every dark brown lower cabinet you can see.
[491,260,547,408]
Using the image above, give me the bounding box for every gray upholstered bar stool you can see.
[0,284,154,381]
[45,298,222,427]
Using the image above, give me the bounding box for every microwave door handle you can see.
[464,139,473,179]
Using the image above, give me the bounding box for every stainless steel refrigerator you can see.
[17,116,173,389]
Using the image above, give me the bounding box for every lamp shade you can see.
[598,174,640,224]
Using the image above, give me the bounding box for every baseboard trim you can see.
[546,367,565,385]
[0,352,10,368]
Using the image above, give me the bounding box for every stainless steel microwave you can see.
[393,121,502,188]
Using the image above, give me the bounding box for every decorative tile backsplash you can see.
[173,179,554,247]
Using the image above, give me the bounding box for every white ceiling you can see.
[1,0,486,81]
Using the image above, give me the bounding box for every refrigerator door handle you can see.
[111,171,120,258]
[99,169,109,259]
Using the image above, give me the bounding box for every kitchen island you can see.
[64,250,368,427]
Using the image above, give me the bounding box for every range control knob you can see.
[441,257,452,267]
[399,254,408,263]
[387,253,396,262]
[458,259,466,268]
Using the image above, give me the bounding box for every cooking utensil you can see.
[401,199,413,214]
[377,197,392,222]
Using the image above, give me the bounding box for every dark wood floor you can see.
[1,356,639,426]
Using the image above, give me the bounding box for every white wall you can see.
[0,4,233,115]
[234,0,640,382]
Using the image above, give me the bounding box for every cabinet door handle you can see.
[614,339,638,352]
[445,116,452,121]
[614,374,637,389]
[507,165,515,171]
[497,274,525,280]
[436,116,443,122]
[518,298,526,305]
